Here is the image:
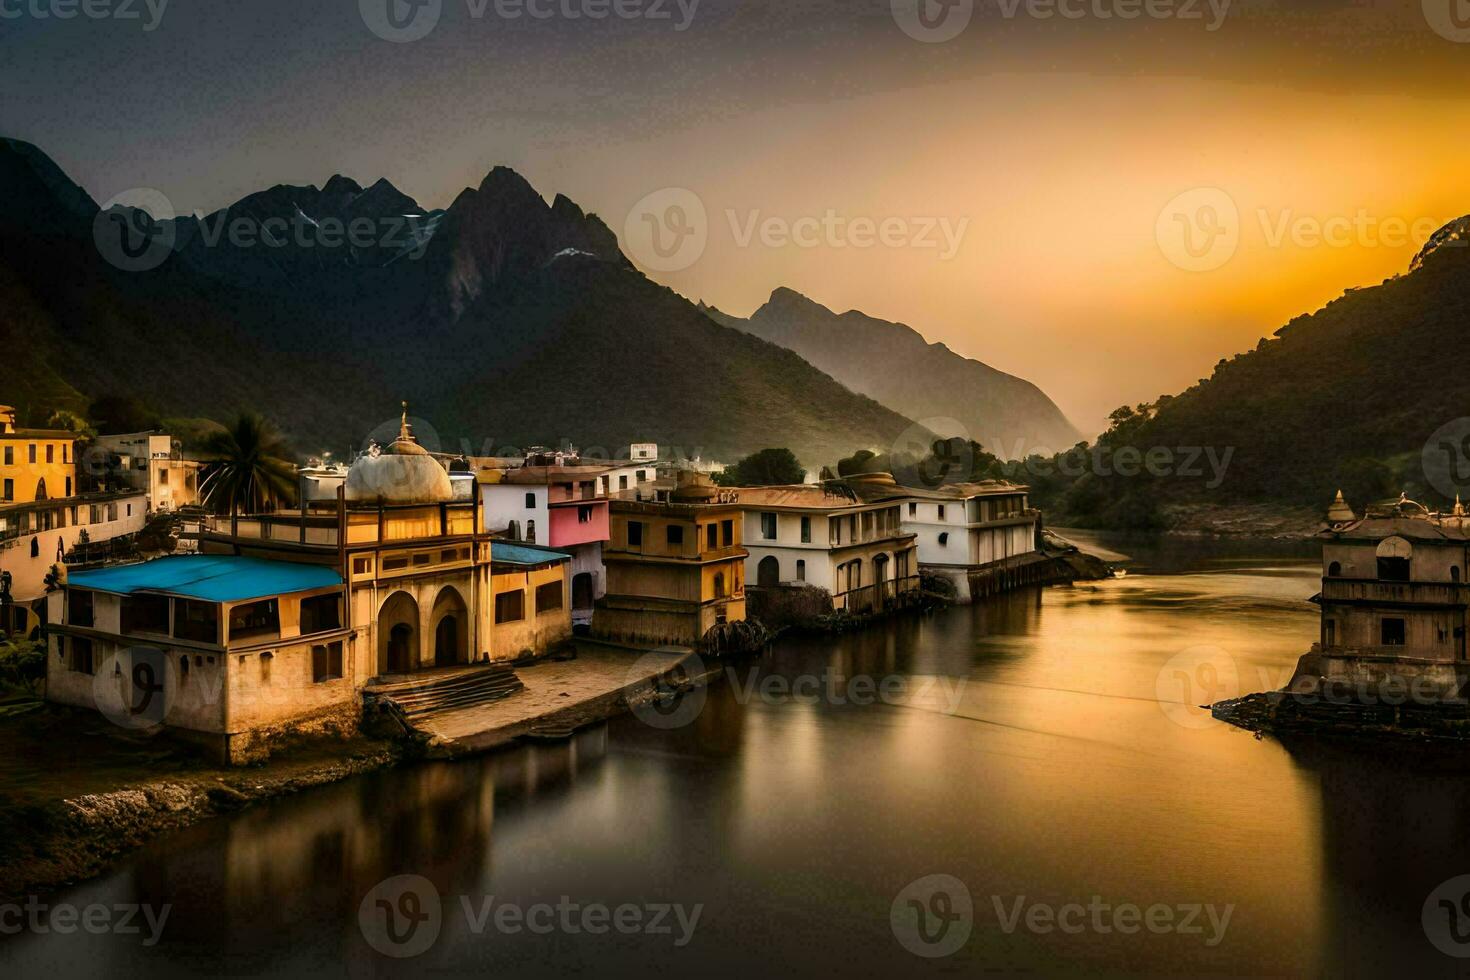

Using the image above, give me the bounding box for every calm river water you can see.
[7,531,1470,978]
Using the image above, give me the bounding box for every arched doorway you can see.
[377,591,419,675]
[430,587,468,667]
[757,556,780,587]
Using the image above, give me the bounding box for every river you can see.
[6,531,1470,977]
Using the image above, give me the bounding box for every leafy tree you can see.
[199,414,298,515]
[0,635,45,697]
[836,449,881,477]
[45,409,96,440]
[715,447,806,486]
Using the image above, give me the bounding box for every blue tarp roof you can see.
[69,555,343,603]
[491,543,571,567]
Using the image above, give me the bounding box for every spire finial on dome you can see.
[399,401,413,443]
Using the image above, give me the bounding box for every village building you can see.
[1293,492,1470,702]
[735,483,918,613]
[44,411,572,763]
[0,405,148,633]
[594,472,748,647]
[891,478,1040,601]
[93,431,204,513]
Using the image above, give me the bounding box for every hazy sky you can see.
[5,0,1470,439]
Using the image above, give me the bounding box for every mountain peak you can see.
[321,174,363,197]
[1410,214,1470,273]
[757,286,835,321]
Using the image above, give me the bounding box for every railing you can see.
[1321,579,1467,607]
[832,574,921,614]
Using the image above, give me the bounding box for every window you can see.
[526,520,536,544]
[1323,619,1336,647]
[619,475,629,490]
[495,590,525,623]
[174,599,219,643]
[525,492,537,509]
[412,553,431,566]
[65,477,71,496]
[229,598,280,641]
[441,548,468,563]
[578,505,594,524]
[2,446,9,465]
[179,655,190,682]
[796,559,806,581]
[1,479,10,501]
[1381,618,1406,646]
[938,532,949,546]
[627,521,643,547]
[71,637,94,675]
[706,523,717,549]
[713,572,727,598]
[1455,567,1463,583]
[126,504,132,517]
[107,503,117,521]
[637,470,648,482]
[1327,561,1341,577]
[158,467,169,485]
[353,557,371,575]
[761,513,778,540]
[300,593,342,634]
[722,520,733,547]
[45,444,54,464]
[908,502,917,517]
[535,581,563,613]
[667,524,684,546]
[260,651,272,683]
[938,504,946,520]
[121,594,170,635]
[312,642,344,683]
[68,590,94,628]
[800,516,811,543]
[1377,557,1410,582]
[28,444,36,464]
[382,556,409,571]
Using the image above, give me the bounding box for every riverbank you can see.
[1213,691,1470,742]
[0,644,702,900]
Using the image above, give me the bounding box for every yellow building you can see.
[594,473,748,648]
[0,405,75,504]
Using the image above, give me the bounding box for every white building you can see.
[901,481,1038,601]
[735,482,918,613]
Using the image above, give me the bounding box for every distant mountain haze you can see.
[703,287,1081,459]
[0,138,921,469]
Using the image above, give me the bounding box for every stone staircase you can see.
[366,665,525,721]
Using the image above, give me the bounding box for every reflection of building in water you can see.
[45,407,573,764]
[1293,492,1470,700]
[1283,738,1470,977]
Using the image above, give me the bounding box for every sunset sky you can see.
[6,0,1470,438]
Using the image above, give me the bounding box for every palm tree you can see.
[199,414,298,515]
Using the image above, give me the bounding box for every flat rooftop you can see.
[69,554,342,602]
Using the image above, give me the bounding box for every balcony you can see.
[1320,578,1467,608]
[833,575,921,614]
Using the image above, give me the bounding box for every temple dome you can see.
[345,405,453,504]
